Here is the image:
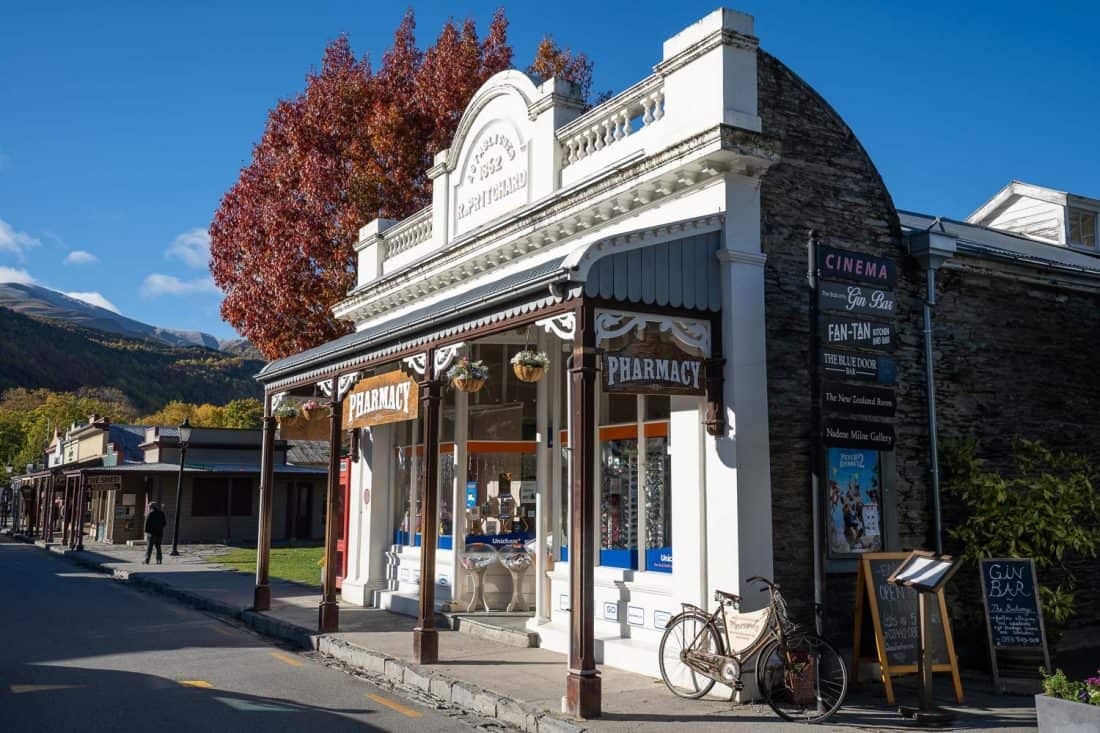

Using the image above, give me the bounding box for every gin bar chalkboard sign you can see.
[979,558,1051,693]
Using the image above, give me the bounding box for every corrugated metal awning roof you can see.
[257,257,570,383]
[900,210,1100,277]
[257,230,726,386]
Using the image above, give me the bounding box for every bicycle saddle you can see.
[713,589,742,604]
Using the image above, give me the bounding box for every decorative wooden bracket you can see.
[704,357,726,436]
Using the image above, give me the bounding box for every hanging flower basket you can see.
[447,357,489,393]
[277,400,329,440]
[510,349,550,383]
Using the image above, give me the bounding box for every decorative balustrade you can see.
[558,75,665,169]
[382,207,433,260]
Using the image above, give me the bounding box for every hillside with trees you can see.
[0,305,263,414]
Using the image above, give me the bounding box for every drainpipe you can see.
[908,226,956,555]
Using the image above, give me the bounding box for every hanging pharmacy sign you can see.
[342,371,420,429]
[603,332,704,396]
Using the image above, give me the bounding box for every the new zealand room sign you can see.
[818,281,896,318]
[603,334,704,396]
[817,245,896,288]
[823,418,896,450]
[342,371,420,429]
[822,381,896,417]
[820,315,895,352]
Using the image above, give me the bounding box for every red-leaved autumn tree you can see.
[211,11,595,359]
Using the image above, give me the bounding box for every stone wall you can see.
[934,264,1100,637]
[756,47,1100,652]
[755,49,928,641]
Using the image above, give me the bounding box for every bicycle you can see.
[658,576,848,723]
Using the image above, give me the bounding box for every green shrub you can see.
[941,438,1100,633]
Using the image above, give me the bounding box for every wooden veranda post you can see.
[566,301,601,719]
[413,349,442,664]
[253,392,276,611]
[45,475,55,543]
[74,472,86,550]
[319,386,346,632]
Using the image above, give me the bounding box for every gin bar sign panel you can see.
[342,371,419,429]
[818,282,897,318]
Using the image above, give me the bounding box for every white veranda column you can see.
[706,173,774,609]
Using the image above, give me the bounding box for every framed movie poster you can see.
[826,447,884,557]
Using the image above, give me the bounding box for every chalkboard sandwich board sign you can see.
[979,558,1051,694]
[851,552,964,705]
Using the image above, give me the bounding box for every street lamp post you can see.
[169,419,192,557]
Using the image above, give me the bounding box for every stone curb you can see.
[28,539,588,733]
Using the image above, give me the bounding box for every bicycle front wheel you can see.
[658,612,720,699]
[755,632,848,723]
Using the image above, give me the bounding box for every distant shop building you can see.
[11,416,327,547]
[246,7,1099,716]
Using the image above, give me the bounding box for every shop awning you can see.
[81,463,326,475]
[257,256,572,384]
[257,227,725,387]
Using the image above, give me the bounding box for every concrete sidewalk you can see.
[11,533,1038,732]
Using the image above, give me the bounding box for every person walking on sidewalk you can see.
[144,502,167,564]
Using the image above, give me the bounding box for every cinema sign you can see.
[342,371,419,429]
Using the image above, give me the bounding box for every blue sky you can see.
[1,1,1096,339]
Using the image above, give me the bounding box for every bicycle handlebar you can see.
[746,576,779,592]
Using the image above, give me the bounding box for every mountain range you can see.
[0,282,260,357]
[0,281,265,412]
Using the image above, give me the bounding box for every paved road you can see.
[0,537,484,733]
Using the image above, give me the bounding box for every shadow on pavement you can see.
[2,664,383,732]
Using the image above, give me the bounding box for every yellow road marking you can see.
[367,693,422,718]
[178,680,213,689]
[10,684,83,694]
[208,624,235,637]
[270,651,303,667]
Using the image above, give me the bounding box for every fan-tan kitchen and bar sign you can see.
[342,371,420,429]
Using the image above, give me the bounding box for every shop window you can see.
[644,435,672,572]
[598,393,673,572]
[230,478,253,516]
[468,342,537,441]
[464,446,536,550]
[191,477,226,517]
[600,434,639,568]
[1068,207,1097,249]
[392,418,421,547]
